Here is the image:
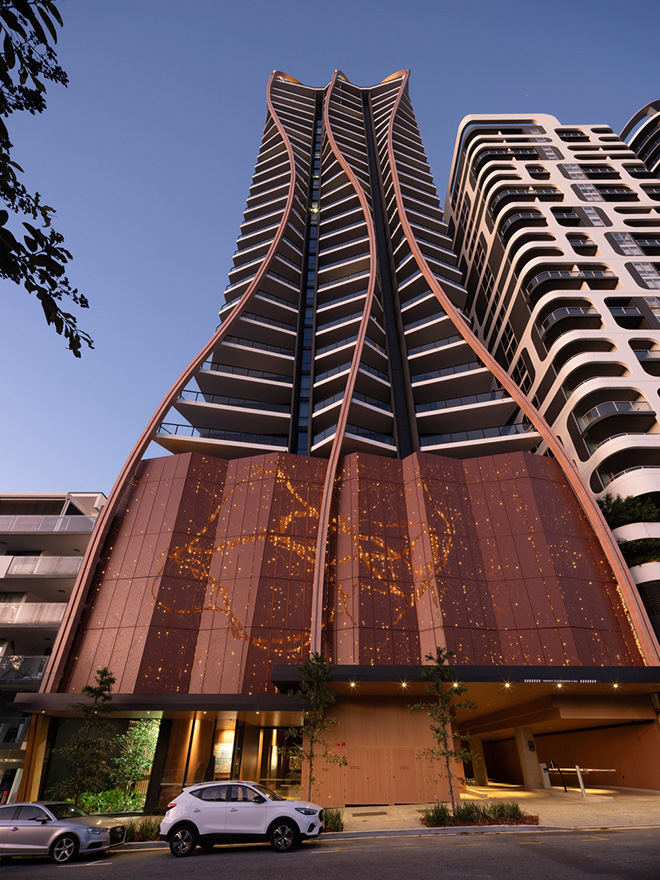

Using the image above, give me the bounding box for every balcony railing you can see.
[527,269,618,299]
[412,361,482,384]
[541,306,599,335]
[314,390,392,414]
[313,423,395,447]
[0,514,95,534]
[202,360,292,385]
[420,422,535,448]
[416,389,509,414]
[576,400,653,433]
[0,655,49,685]
[158,423,288,448]
[0,602,66,626]
[5,556,82,578]
[178,389,290,413]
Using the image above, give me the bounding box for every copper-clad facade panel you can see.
[59,448,645,696]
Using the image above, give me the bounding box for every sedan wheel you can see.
[169,826,198,857]
[51,835,79,864]
[270,820,298,853]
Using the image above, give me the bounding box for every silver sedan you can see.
[0,801,126,863]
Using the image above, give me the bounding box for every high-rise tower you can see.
[15,75,660,807]
[445,111,660,643]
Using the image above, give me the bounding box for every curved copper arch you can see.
[41,72,309,692]
[386,72,660,665]
[309,72,380,653]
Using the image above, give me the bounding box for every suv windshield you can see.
[48,803,90,819]
[251,783,284,801]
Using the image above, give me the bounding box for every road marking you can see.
[583,836,609,841]
[58,863,112,868]
[456,843,482,847]
[393,846,419,849]
[517,841,542,845]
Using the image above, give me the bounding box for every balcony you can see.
[0,602,66,626]
[499,210,548,241]
[540,306,601,344]
[0,655,49,688]
[3,556,82,578]
[419,422,539,457]
[0,515,95,535]
[577,401,655,444]
[527,269,618,307]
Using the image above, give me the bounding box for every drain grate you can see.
[351,811,388,817]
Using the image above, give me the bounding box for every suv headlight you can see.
[295,808,317,816]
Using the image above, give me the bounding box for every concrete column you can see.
[469,736,488,786]
[514,726,544,789]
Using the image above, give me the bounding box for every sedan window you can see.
[47,803,89,819]
[15,806,49,821]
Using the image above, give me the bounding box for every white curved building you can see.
[446,112,660,640]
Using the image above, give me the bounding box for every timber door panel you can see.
[390,748,420,804]
[345,748,390,804]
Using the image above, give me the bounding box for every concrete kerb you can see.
[116,822,660,852]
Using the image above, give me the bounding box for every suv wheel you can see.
[51,834,79,864]
[270,820,298,853]
[169,825,198,857]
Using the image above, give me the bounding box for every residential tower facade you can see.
[14,75,660,808]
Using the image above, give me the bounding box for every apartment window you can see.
[611,232,644,256]
[645,297,660,316]
[557,129,589,142]
[631,263,660,290]
[539,145,562,160]
[474,240,486,275]
[482,264,494,298]
[582,206,607,227]
[501,322,516,360]
[574,183,603,202]
[512,358,532,394]
[562,164,587,180]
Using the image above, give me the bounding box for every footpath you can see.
[119,784,660,850]
[334,784,660,837]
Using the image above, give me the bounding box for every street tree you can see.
[411,646,476,816]
[49,667,116,805]
[112,718,160,808]
[0,0,92,356]
[286,652,346,802]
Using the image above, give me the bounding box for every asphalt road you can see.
[3,830,659,880]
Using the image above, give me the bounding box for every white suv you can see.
[159,781,324,855]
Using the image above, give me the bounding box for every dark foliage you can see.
[0,0,92,355]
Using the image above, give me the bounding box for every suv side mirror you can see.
[252,795,266,804]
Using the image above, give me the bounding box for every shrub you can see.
[422,799,537,827]
[79,788,145,813]
[598,493,660,529]
[422,802,452,827]
[618,538,660,567]
[123,816,162,842]
[324,807,344,832]
[454,801,484,824]
[485,801,523,821]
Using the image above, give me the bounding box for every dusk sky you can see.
[2,0,659,494]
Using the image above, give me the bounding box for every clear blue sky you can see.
[2,0,659,494]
